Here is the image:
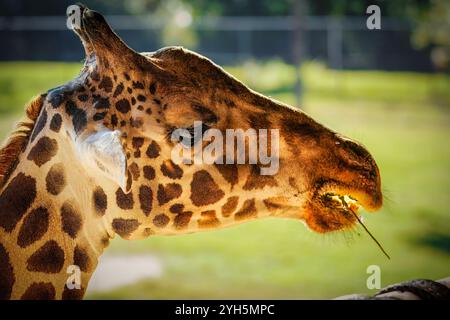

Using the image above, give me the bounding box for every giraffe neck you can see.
[0,125,111,299]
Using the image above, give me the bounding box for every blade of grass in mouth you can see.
[340,196,391,260]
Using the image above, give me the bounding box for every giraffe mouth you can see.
[318,186,381,214]
[303,182,382,233]
[313,189,390,259]
[321,193,361,212]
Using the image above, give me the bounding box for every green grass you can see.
[0,61,449,299]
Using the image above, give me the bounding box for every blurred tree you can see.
[412,0,450,71]
[122,0,197,48]
[157,0,198,48]
[168,0,431,18]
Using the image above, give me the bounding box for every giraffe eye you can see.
[170,123,211,147]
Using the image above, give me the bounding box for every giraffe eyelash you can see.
[166,123,211,147]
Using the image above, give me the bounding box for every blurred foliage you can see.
[92,0,434,19]
[152,0,198,47]
[0,0,433,18]
[228,60,450,106]
[1,60,449,120]
[412,0,450,71]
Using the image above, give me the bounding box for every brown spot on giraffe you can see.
[17,207,49,248]
[113,83,124,97]
[132,81,144,89]
[174,212,193,230]
[143,165,155,180]
[234,199,257,221]
[0,244,14,300]
[49,113,62,132]
[20,282,56,300]
[132,137,144,158]
[125,169,133,192]
[221,196,239,217]
[0,172,37,232]
[62,286,85,300]
[190,170,225,206]
[45,163,66,195]
[27,136,58,167]
[111,114,118,127]
[169,203,184,214]
[146,140,161,158]
[160,159,183,179]
[129,162,140,181]
[61,202,82,239]
[214,163,238,188]
[198,210,220,228]
[93,186,107,216]
[112,218,140,238]
[263,198,284,212]
[98,76,113,93]
[157,183,182,205]
[116,188,134,210]
[153,214,170,228]
[26,240,65,273]
[73,245,90,272]
[139,185,153,216]
[115,98,130,114]
[93,97,110,109]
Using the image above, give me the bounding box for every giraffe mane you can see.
[0,94,45,187]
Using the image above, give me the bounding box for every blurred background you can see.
[0,0,449,299]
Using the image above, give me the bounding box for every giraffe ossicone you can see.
[0,4,383,300]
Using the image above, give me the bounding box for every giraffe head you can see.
[10,5,382,244]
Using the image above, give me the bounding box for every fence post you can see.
[292,0,308,108]
[327,17,343,70]
[237,30,252,62]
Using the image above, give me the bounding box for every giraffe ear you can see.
[75,127,128,191]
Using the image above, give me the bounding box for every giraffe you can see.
[0,5,382,300]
